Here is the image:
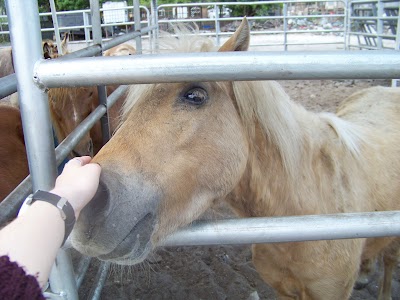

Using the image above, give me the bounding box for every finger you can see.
[86,163,102,175]
[78,156,92,165]
[67,157,83,167]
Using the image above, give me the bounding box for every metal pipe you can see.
[58,27,155,61]
[58,44,102,60]
[90,0,110,145]
[49,0,63,55]
[391,1,400,87]
[150,0,158,52]
[0,105,107,227]
[90,0,102,46]
[55,85,127,165]
[0,176,32,227]
[75,256,92,288]
[283,3,288,51]
[97,86,110,145]
[133,0,143,54]
[48,249,78,299]
[35,51,400,88]
[214,4,220,46]
[0,85,128,229]
[88,262,111,300]
[162,211,400,247]
[6,0,57,191]
[102,26,156,51]
[83,11,91,45]
[55,105,106,165]
[5,4,130,295]
[0,73,17,99]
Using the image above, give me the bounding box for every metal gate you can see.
[1,0,400,299]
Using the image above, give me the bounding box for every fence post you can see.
[376,0,383,49]
[84,11,91,46]
[283,2,288,51]
[49,0,63,55]
[90,0,110,146]
[5,0,78,299]
[214,4,221,46]
[134,0,143,54]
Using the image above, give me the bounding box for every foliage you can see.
[33,0,281,17]
[38,0,110,12]
[227,2,282,17]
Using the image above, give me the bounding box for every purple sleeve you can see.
[0,255,45,300]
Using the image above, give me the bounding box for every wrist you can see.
[50,188,79,218]
[19,201,65,244]
[21,190,76,246]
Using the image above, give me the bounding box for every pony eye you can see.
[182,88,208,105]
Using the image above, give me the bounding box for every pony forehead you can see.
[121,26,218,118]
[157,24,217,53]
[122,84,155,119]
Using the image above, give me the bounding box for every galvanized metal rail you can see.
[34,50,400,88]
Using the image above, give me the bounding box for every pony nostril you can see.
[88,180,110,215]
[71,150,81,158]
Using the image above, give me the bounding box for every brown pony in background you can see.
[0,33,69,79]
[66,20,399,299]
[0,105,28,202]
[0,34,69,201]
[103,43,136,56]
[49,43,135,157]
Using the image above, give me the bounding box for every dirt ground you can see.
[76,78,400,300]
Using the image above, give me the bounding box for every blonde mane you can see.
[233,80,306,177]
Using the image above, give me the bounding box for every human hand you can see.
[50,156,101,218]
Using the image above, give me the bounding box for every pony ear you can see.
[61,32,69,54]
[43,42,51,59]
[218,17,250,52]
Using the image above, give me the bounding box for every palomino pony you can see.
[0,105,28,202]
[49,44,135,157]
[71,20,400,299]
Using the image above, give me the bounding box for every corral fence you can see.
[0,0,399,51]
[0,0,399,299]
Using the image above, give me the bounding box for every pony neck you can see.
[227,81,317,217]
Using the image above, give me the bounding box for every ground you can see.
[76,78,400,300]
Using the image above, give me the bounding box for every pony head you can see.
[71,19,251,264]
[43,32,69,59]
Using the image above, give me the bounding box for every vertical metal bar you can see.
[5,1,77,299]
[214,4,220,46]
[75,256,92,288]
[151,0,158,52]
[90,0,110,145]
[283,2,288,51]
[5,0,56,192]
[133,0,143,54]
[84,11,91,46]
[90,0,102,46]
[49,0,63,55]
[88,262,111,300]
[391,1,400,87]
[343,0,350,50]
[376,0,383,49]
[49,249,79,299]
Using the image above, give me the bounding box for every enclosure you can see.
[0,0,399,299]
